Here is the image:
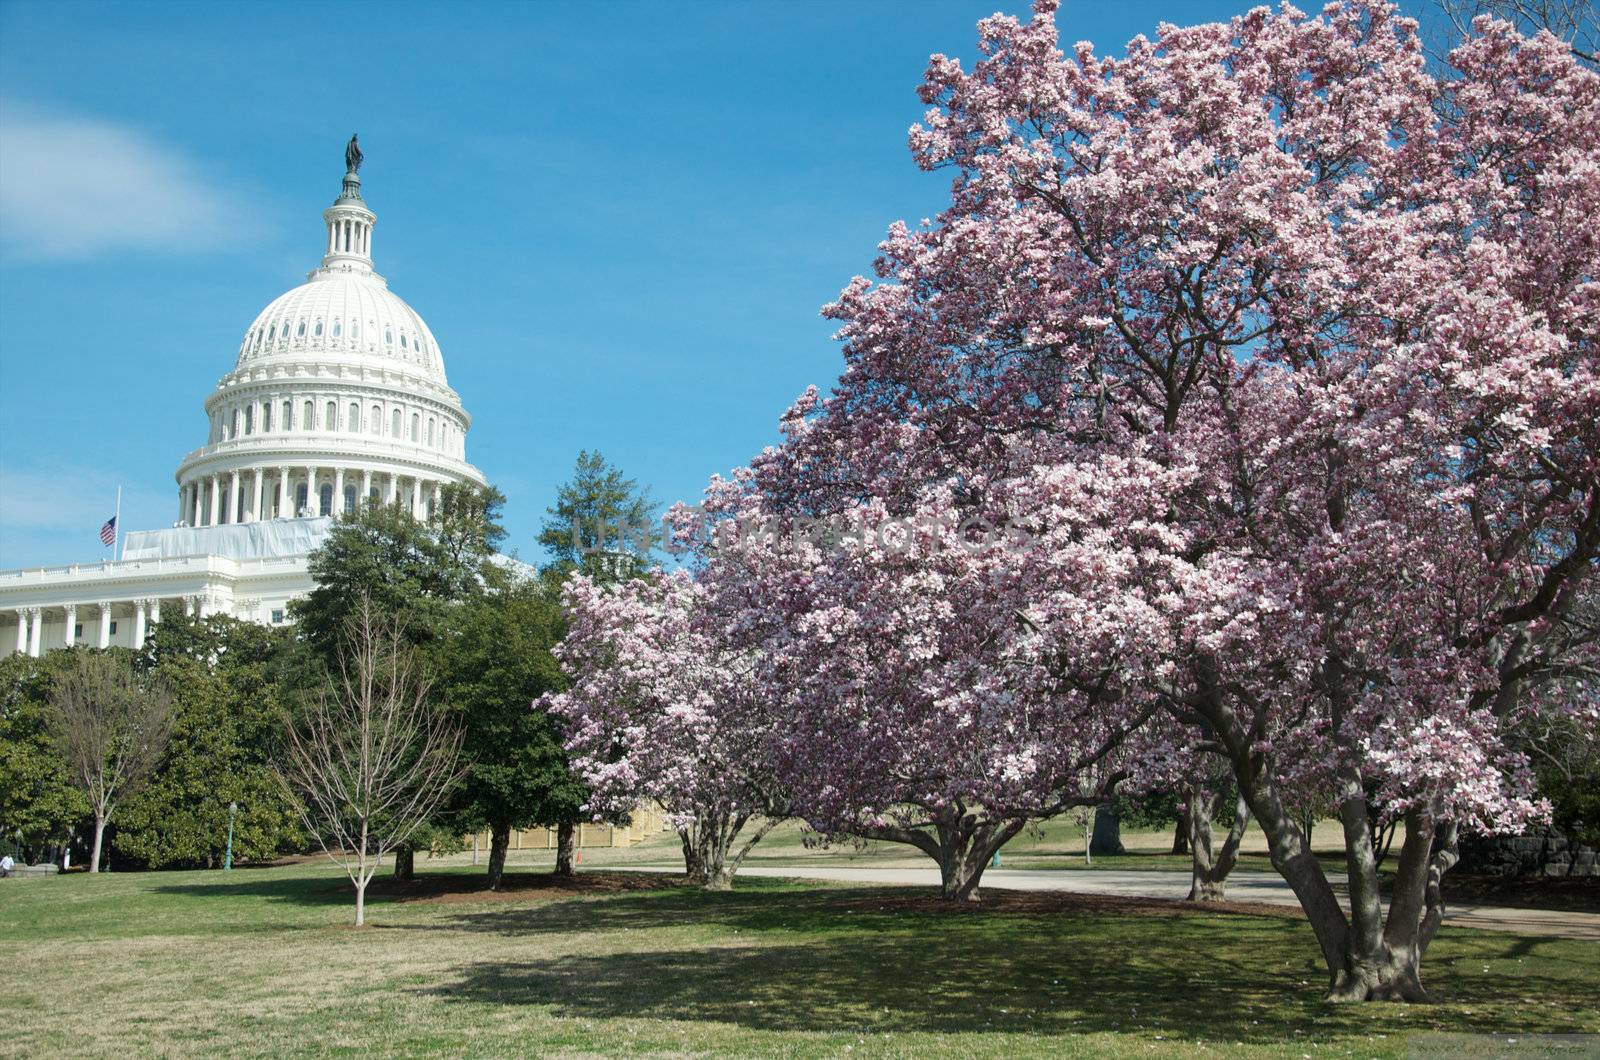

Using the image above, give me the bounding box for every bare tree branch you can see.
[276,597,465,925]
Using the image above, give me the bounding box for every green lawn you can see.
[2,860,1596,1057]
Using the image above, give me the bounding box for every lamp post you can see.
[224,801,238,871]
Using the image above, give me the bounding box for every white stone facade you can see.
[2,152,484,656]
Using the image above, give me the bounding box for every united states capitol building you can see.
[2,144,485,656]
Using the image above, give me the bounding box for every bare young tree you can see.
[51,650,174,874]
[278,599,465,925]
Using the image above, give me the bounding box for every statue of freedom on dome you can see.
[344,134,363,175]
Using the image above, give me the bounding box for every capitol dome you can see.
[174,141,485,529]
[235,271,447,384]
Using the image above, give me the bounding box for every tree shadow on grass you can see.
[151,872,355,907]
[416,887,1599,1045]
[150,869,686,909]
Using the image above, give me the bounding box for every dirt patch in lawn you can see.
[363,870,690,906]
[827,889,1305,922]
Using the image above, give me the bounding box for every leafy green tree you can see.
[294,483,507,654]
[0,653,88,864]
[433,573,587,885]
[115,614,305,868]
[538,450,659,582]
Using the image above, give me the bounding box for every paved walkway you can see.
[624,863,1600,940]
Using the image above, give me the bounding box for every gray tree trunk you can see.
[555,822,575,877]
[678,810,779,890]
[1089,804,1124,857]
[89,815,107,874]
[486,822,510,889]
[857,812,1026,901]
[1185,786,1251,902]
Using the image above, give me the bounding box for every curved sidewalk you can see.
[627,864,1600,940]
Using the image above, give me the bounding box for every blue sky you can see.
[0,0,1427,568]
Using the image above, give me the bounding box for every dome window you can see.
[392,409,402,437]
[326,401,338,430]
[297,321,306,339]
[244,405,254,435]
[370,404,381,434]
[283,401,294,430]
[332,320,342,339]
[349,402,361,432]
[303,400,314,430]
[351,321,360,340]
[268,325,276,342]
[384,328,393,345]
[314,320,323,338]
[411,413,420,442]
[400,334,408,349]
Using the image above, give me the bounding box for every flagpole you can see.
[114,486,122,561]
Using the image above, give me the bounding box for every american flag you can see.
[99,516,117,547]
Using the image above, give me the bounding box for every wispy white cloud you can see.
[0,103,246,260]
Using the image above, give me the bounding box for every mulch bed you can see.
[364,870,688,906]
[826,889,1306,922]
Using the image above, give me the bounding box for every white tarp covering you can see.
[121,517,335,562]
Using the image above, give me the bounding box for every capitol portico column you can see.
[26,607,43,657]
[62,604,77,648]
[98,602,112,648]
[361,469,372,510]
[13,612,27,655]
[209,475,221,525]
[334,467,346,516]
[306,466,318,516]
[386,472,398,507]
[252,469,265,523]
[150,599,162,627]
[275,468,287,519]
[228,470,241,524]
[132,600,148,649]
[411,477,422,519]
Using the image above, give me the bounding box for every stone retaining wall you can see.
[1457,829,1598,877]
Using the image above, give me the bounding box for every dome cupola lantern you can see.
[320,134,375,275]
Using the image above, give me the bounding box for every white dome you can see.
[236,271,448,385]
[173,146,485,530]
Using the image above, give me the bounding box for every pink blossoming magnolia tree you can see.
[671,471,1177,901]
[546,572,788,890]
[749,0,1596,1001]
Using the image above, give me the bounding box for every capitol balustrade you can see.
[1,552,306,588]
[0,552,308,657]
